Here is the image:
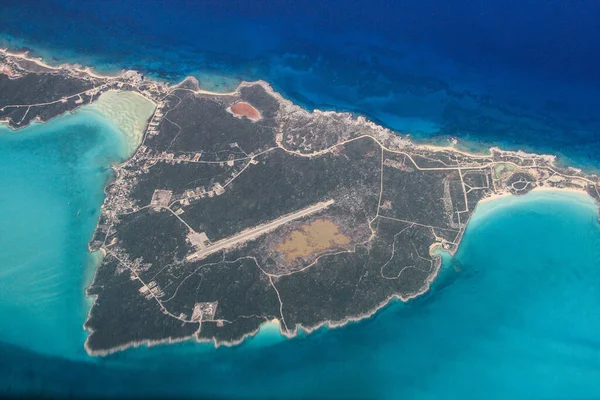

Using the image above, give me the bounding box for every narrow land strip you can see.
[186,200,335,261]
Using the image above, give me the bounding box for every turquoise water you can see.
[2,2,600,395]
[1,105,599,397]
[0,107,127,360]
[3,1,600,168]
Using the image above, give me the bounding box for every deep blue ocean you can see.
[3,0,600,169]
[1,1,600,398]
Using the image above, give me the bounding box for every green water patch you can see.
[86,91,155,157]
[493,162,516,179]
[1,105,600,398]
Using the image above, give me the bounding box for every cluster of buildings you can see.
[191,302,218,322]
[176,183,225,206]
[138,280,165,299]
[148,181,226,214]
[101,173,141,217]
[384,157,414,172]
[137,147,240,168]
[145,104,164,138]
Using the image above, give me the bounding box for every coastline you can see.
[282,186,600,354]
[3,46,597,175]
[1,47,126,80]
[2,48,600,357]
[477,186,600,222]
[83,90,156,157]
[479,185,598,207]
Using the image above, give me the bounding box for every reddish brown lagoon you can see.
[230,102,261,121]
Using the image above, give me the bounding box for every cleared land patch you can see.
[275,219,351,263]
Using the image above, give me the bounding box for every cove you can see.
[2,1,600,169]
[1,118,599,400]
[0,102,133,359]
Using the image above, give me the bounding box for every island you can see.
[2,48,599,356]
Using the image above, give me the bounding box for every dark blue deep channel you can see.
[1,1,600,398]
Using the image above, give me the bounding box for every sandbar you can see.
[85,90,156,157]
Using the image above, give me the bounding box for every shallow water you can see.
[2,0,600,168]
[0,108,127,359]
[1,105,599,397]
[2,1,600,397]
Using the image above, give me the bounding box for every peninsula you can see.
[2,49,599,356]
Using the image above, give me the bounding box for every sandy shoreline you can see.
[480,186,595,206]
[3,47,600,357]
[2,46,593,173]
[1,47,125,80]
[84,90,156,157]
[79,182,600,356]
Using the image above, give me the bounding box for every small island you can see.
[2,49,599,356]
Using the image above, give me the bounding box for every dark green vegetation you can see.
[3,55,598,354]
[507,172,537,195]
[0,72,96,128]
[0,52,159,130]
[86,80,498,353]
[0,53,111,128]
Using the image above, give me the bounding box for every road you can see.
[186,199,335,261]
